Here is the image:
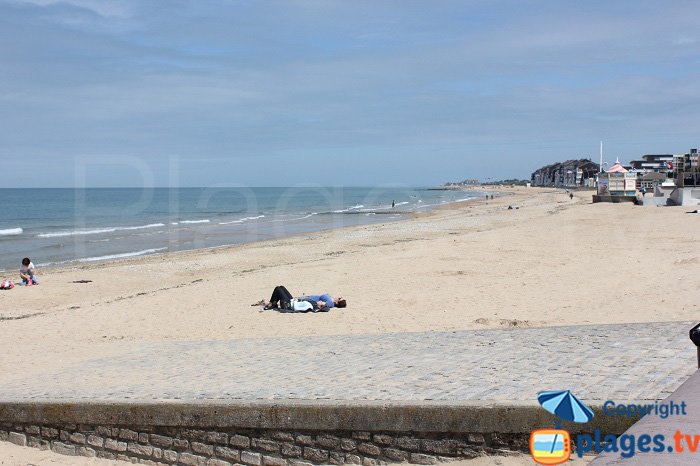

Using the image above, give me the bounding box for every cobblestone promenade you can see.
[1,322,695,403]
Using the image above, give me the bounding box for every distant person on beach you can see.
[264,285,346,310]
[19,257,38,285]
[569,193,574,200]
[392,200,395,208]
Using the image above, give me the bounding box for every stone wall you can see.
[0,401,638,465]
[1,423,527,465]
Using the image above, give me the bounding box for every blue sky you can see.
[1,0,699,187]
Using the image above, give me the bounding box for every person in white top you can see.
[19,257,39,285]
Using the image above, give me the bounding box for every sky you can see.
[1,0,699,187]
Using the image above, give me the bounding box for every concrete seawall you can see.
[0,400,638,465]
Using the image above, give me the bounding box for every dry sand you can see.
[0,187,697,462]
[0,187,697,380]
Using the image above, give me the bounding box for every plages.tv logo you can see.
[530,390,594,465]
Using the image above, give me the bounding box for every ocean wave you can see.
[218,215,265,225]
[332,204,366,213]
[119,223,165,230]
[77,247,168,263]
[177,219,211,224]
[37,223,165,238]
[0,228,23,236]
[291,213,318,220]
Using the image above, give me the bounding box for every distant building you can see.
[530,159,599,188]
[675,148,700,187]
[443,179,480,187]
[639,172,667,191]
[628,154,674,173]
[628,150,699,187]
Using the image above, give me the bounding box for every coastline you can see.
[10,186,490,275]
[0,185,696,465]
[0,187,485,273]
[0,185,696,347]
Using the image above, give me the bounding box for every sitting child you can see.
[19,257,39,285]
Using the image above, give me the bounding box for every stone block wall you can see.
[0,423,528,465]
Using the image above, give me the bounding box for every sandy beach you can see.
[0,187,698,381]
[0,187,698,463]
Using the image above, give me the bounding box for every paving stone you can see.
[241,450,262,466]
[316,435,340,450]
[409,453,439,465]
[383,448,409,462]
[207,460,232,466]
[281,443,302,458]
[372,434,393,446]
[329,451,345,464]
[27,436,50,450]
[180,452,206,466]
[8,432,26,446]
[182,429,207,442]
[230,434,251,448]
[52,441,76,456]
[192,441,214,456]
[128,442,154,456]
[289,461,314,466]
[394,437,420,451]
[269,431,295,442]
[0,323,694,404]
[41,427,59,438]
[70,432,87,444]
[206,431,228,445]
[303,447,329,463]
[357,443,381,456]
[96,426,112,437]
[340,438,357,451]
[119,429,139,441]
[295,435,314,446]
[253,438,280,453]
[87,435,104,448]
[215,446,240,462]
[150,434,173,448]
[262,455,287,466]
[105,438,127,452]
[173,438,189,450]
[78,446,96,457]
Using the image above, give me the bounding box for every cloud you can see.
[5,0,132,17]
[1,1,700,186]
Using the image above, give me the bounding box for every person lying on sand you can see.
[263,285,346,311]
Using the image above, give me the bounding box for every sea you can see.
[0,187,482,272]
